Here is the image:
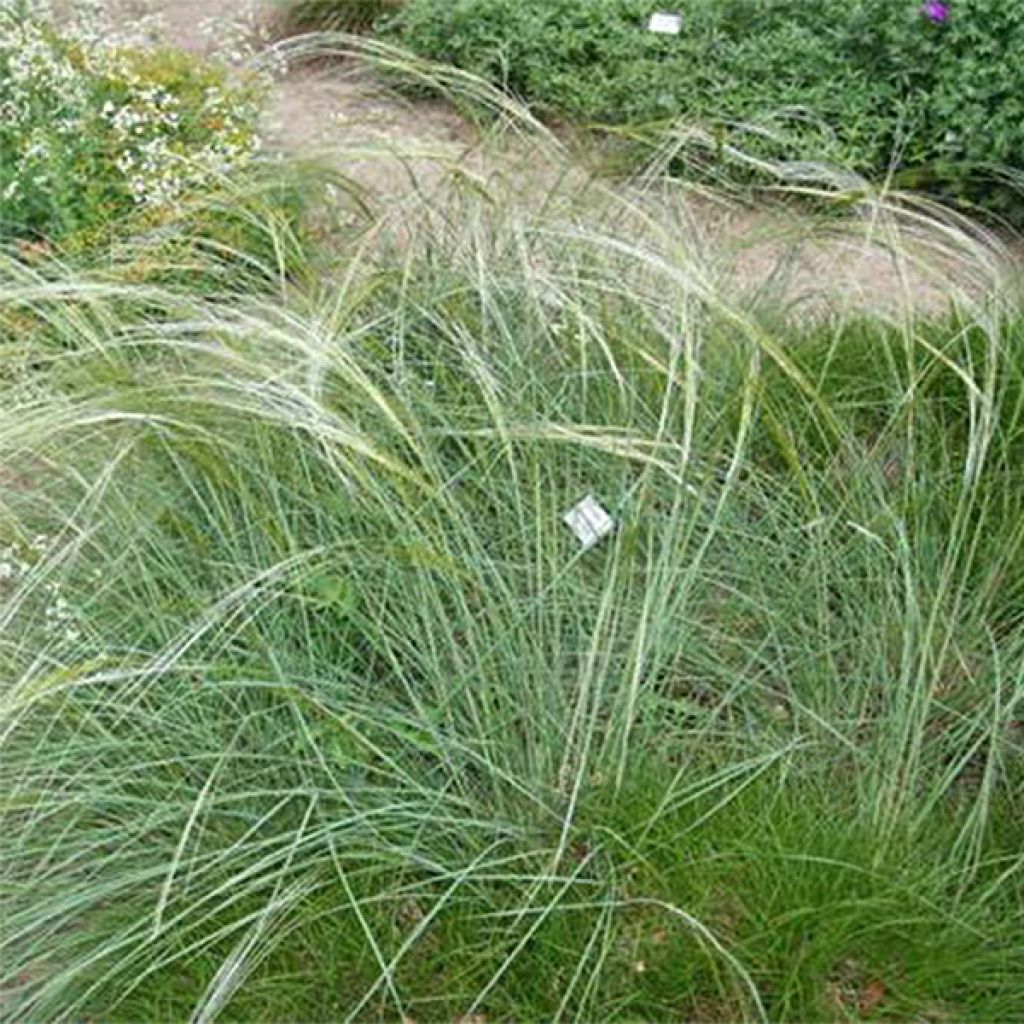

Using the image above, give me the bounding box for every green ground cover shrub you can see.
[385,0,1024,222]
[0,9,263,247]
[1,178,1021,1018]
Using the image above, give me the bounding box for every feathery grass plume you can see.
[1,75,1023,1022]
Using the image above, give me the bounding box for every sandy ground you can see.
[58,0,1018,316]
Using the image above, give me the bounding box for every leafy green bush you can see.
[0,10,263,246]
[386,0,1024,221]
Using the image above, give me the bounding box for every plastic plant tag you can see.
[647,11,683,34]
[563,495,615,550]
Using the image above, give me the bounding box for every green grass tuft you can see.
[1,147,1022,1022]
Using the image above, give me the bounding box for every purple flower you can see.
[920,1,950,23]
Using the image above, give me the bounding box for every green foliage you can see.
[1,178,1022,1017]
[386,0,1024,221]
[0,10,263,247]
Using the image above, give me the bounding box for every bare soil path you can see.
[77,0,1017,316]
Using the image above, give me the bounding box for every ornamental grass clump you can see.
[1,150,1022,1019]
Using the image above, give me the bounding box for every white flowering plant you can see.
[0,9,263,248]
[0,534,85,647]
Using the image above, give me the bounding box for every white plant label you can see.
[648,12,683,35]
[563,495,615,550]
